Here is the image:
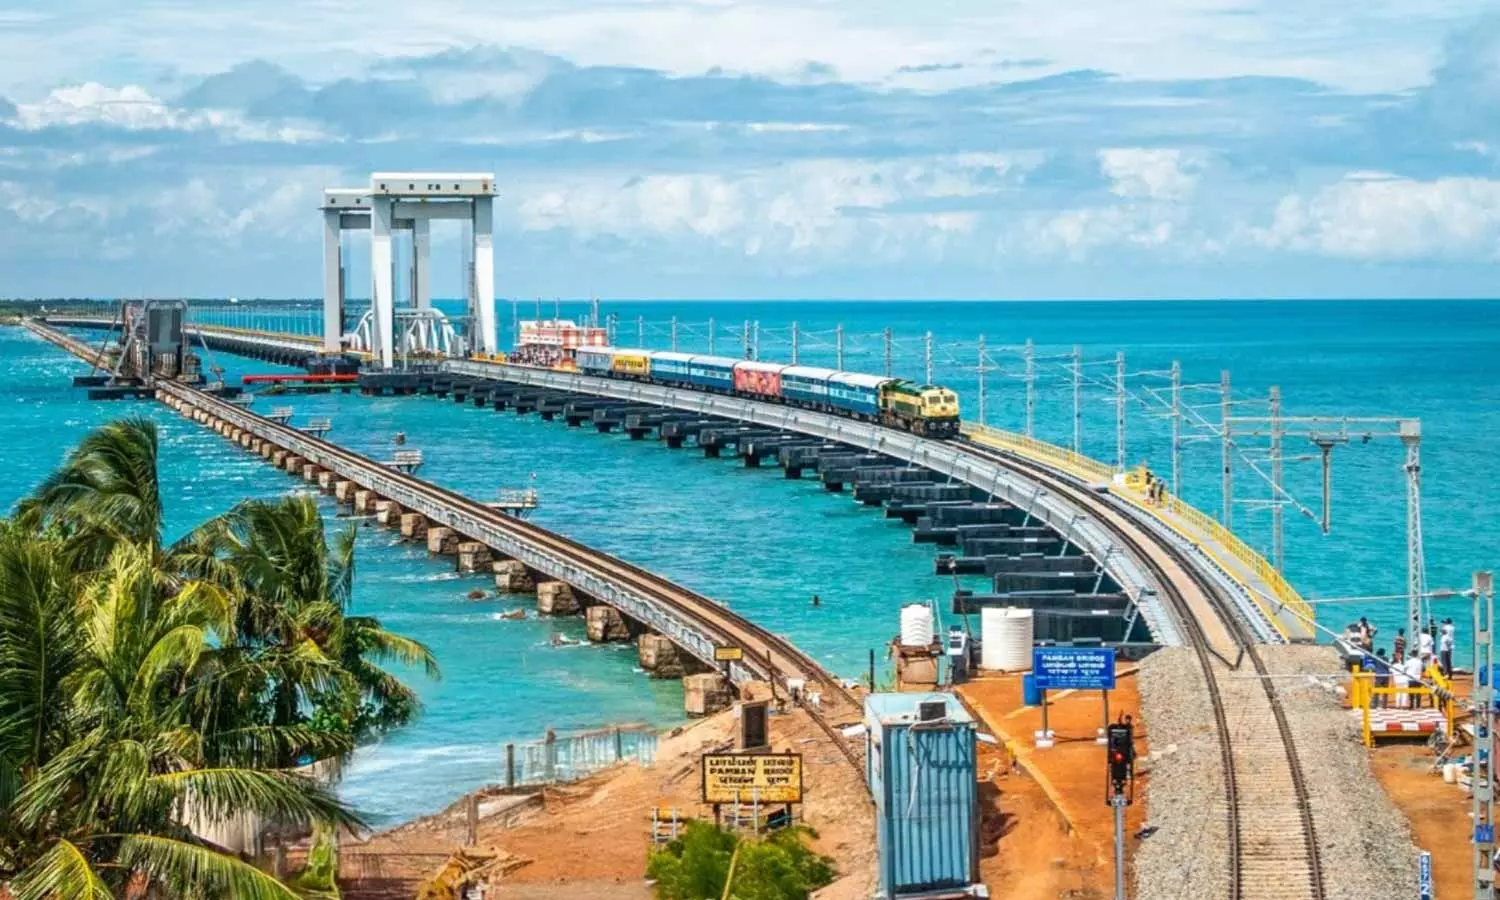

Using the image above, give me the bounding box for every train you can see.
[573,347,962,438]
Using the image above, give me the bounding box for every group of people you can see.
[1347,615,1457,709]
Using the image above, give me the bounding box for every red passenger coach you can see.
[733,361,786,398]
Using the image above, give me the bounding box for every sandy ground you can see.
[957,668,1146,899]
[339,704,876,897]
[1365,672,1475,900]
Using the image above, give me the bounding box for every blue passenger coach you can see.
[685,354,738,390]
[828,371,891,417]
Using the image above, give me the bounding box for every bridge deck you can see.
[963,425,1315,642]
[36,317,1314,644]
[21,319,864,734]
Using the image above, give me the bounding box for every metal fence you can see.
[502,724,658,788]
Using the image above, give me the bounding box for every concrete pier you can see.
[493,560,535,593]
[333,480,355,503]
[400,512,428,541]
[585,605,631,642]
[375,500,402,526]
[283,455,305,474]
[536,581,579,615]
[683,673,732,716]
[272,449,288,467]
[457,541,493,573]
[353,490,377,514]
[303,465,322,483]
[637,634,686,678]
[426,526,459,555]
[318,471,336,493]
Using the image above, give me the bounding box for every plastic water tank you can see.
[981,608,1034,671]
[899,604,935,647]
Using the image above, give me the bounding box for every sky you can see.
[0,1,1498,300]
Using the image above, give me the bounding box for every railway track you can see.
[957,439,1325,900]
[154,379,870,774]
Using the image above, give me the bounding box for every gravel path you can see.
[1260,644,1420,900]
[1134,647,1231,900]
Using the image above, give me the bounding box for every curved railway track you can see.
[152,379,870,775]
[957,439,1325,900]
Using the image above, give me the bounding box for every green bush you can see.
[647,821,836,900]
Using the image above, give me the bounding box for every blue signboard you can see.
[1418,850,1432,899]
[1476,823,1494,845]
[1032,647,1116,691]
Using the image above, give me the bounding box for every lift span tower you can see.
[321,172,498,368]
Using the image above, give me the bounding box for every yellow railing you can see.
[962,423,1116,484]
[961,421,1314,636]
[1349,668,1455,747]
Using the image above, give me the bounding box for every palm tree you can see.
[2,419,438,897]
[15,417,164,568]
[185,495,439,757]
[0,532,361,899]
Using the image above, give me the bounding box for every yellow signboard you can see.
[702,753,803,804]
[714,646,743,662]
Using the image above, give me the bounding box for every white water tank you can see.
[981,608,1035,671]
[900,604,935,647]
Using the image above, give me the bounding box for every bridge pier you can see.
[493,560,536,593]
[637,633,705,679]
[283,455,305,474]
[333,480,356,504]
[353,489,378,514]
[683,673,732,717]
[584,605,631,642]
[374,500,402,526]
[303,464,323,484]
[536,581,579,615]
[457,541,493,573]
[426,526,460,555]
[317,471,336,493]
[400,512,428,541]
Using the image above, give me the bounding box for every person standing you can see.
[1418,627,1435,667]
[1373,648,1391,709]
[1440,618,1456,678]
[1393,652,1412,709]
[1393,628,1407,665]
[1404,652,1426,709]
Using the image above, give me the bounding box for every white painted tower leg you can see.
[321,208,342,354]
[472,196,497,354]
[414,218,431,310]
[371,197,396,368]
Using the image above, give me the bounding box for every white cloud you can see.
[512,155,1015,260]
[1256,174,1500,260]
[1098,148,1202,202]
[5,82,328,143]
[0,0,1486,97]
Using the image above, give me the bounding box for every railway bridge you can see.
[30,314,1337,898]
[37,315,1316,651]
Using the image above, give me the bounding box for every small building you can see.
[864,692,987,899]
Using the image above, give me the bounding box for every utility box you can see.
[864,692,987,899]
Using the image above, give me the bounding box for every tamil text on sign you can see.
[702,753,803,804]
[1032,647,1117,691]
[714,646,744,662]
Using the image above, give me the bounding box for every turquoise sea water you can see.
[6,299,1499,824]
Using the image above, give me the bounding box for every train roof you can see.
[686,354,743,368]
[781,365,840,381]
[735,360,787,374]
[646,350,696,364]
[829,371,893,390]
